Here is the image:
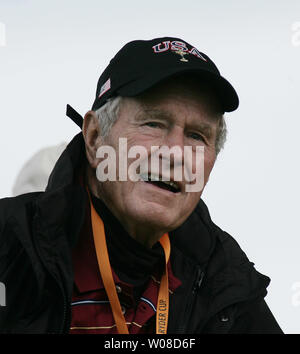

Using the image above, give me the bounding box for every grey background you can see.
[0,0,299,332]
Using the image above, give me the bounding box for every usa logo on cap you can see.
[152,40,207,62]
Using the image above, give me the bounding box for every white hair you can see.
[94,96,123,138]
[215,115,227,155]
[94,96,227,155]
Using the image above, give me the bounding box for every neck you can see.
[117,221,164,248]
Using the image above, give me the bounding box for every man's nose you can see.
[163,126,185,167]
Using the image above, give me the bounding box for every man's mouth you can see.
[139,173,181,193]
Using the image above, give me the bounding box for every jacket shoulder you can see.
[196,198,250,266]
[0,192,42,230]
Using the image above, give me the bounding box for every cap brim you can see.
[117,66,239,112]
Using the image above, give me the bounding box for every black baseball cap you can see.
[66,36,239,128]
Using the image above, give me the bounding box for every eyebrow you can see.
[135,108,173,121]
[191,122,213,139]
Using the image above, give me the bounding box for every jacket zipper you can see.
[176,267,204,334]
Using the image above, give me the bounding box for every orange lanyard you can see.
[88,192,171,334]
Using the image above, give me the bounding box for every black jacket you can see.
[0,133,283,334]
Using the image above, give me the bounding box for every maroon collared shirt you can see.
[70,198,181,334]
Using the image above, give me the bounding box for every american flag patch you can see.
[98,78,111,98]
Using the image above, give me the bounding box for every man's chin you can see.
[127,204,179,232]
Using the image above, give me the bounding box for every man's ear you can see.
[82,110,102,169]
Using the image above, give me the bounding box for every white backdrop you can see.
[0,0,299,333]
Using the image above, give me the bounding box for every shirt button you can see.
[116,285,122,293]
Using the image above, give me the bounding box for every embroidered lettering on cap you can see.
[152,41,170,53]
[152,41,207,62]
[170,41,189,52]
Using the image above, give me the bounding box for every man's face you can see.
[91,79,220,235]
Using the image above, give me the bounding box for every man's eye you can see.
[188,132,205,141]
[144,121,163,128]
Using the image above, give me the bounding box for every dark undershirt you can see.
[91,194,165,301]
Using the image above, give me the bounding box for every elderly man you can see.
[0,37,282,334]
